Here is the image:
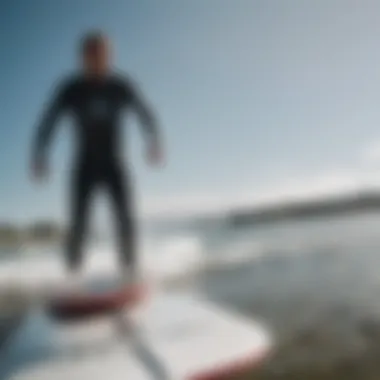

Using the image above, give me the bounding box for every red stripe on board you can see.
[47,284,149,322]
[188,347,270,380]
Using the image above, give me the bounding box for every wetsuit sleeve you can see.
[122,80,161,145]
[32,80,71,162]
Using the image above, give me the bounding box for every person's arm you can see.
[31,81,70,176]
[123,79,163,164]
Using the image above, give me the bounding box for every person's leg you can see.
[105,163,137,283]
[65,163,95,276]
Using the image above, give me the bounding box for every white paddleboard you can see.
[2,291,272,380]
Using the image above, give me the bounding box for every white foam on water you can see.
[141,235,203,282]
[0,232,308,292]
[2,217,372,293]
[0,234,205,292]
[203,240,265,270]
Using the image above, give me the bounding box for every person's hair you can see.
[80,30,107,55]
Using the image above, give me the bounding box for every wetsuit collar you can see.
[83,71,112,83]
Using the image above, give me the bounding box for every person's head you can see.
[80,31,111,77]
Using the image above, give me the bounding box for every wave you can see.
[2,216,380,293]
[0,234,305,288]
[0,235,205,291]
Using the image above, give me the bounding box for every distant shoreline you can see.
[0,233,64,251]
[0,221,101,251]
[227,190,380,227]
[3,191,380,249]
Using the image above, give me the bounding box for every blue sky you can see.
[2,0,380,222]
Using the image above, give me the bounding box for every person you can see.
[30,31,163,287]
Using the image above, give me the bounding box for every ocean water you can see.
[149,211,380,341]
[3,211,380,377]
[2,212,380,319]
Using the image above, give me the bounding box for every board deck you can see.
[2,291,272,380]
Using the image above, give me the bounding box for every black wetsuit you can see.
[32,72,159,272]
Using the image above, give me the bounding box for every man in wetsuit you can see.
[30,31,163,285]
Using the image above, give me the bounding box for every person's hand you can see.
[30,156,49,183]
[146,140,164,167]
